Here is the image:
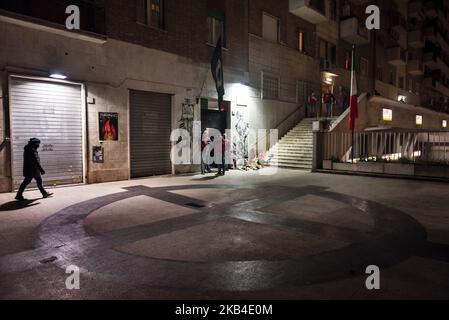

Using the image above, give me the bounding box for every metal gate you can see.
[129,90,172,178]
[9,76,84,189]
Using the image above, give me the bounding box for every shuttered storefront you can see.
[9,76,84,189]
[129,90,172,178]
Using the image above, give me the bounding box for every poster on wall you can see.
[99,112,119,141]
[92,146,104,163]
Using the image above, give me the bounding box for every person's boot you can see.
[15,194,26,201]
[43,192,54,199]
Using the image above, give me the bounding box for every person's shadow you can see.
[192,174,222,181]
[0,199,40,211]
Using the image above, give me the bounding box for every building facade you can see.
[0,0,449,192]
[0,0,251,192]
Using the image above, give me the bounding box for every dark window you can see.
[319,39,336,65]
[377,67,383,81]
[389,70,396,85]
[360,58,369,76]
[262,12,279,43]
[344,51,351,70]
[330,0,337,21]
[207,10,226,47]
[262,72,280,100]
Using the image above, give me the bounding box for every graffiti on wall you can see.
[233,110,250,162]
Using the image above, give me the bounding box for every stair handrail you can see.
[275,105,305,135]
[329,92,367,132]
[258,105,304,154]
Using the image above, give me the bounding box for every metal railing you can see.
[323,131,449,164]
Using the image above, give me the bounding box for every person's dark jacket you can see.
[23,145,45,177]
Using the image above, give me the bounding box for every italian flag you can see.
[349,46,358,131]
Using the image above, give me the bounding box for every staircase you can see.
[268,117,336,170]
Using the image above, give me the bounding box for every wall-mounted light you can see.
[383,108,393,121]
[50,73,67,80]
[416,115,423,126]
[397,95,406,103]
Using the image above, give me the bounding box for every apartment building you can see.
[245,0,448,134]
[0,0,250,192]
[0,0,448,192]
[412,0,449,113]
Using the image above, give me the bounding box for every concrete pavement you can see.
[0,169,448,299]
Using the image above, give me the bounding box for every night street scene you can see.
[0,0,449,314]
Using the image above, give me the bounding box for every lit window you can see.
[416,115,423,126]
[443,120,447,128]
[146,0,164,29]
[298,31,304,53]
[383,108,393,121]
[398,95,407,103]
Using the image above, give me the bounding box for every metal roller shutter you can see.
[9,76,84,189]
[130,90,172,178]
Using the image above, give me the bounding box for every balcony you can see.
[289,0,327,24]
[340,17,370,45]
[391,16,407,38]
[0,0,105,35]
[408,30,425,48]
[423,52,441,70]
[423,77,449,96]
[408,60,424,76]
[423,25,437,42]
[386,47,407,66]
[423,0,438,19]
[435,81,449,97]
[409,0,423,19]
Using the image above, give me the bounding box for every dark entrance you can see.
[201,109,228,134]
[201,101,230,168]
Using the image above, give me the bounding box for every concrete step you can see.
[287,130,313,133]
[284,132,313,135]
[276,144,313,149]
[280,138,313,142]
[272,152,312,158]
[271,157,313,163]
[285,132,313,136]
[272,151,313,156]
[270,158,312,164]
[289,128,313,132]
[269,163,312,170]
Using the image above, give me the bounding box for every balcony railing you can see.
[323,131,449,166]
[0,0,105,35]
[408,30,425,48]
[423,0,439,18]
[408,59,424,75]
[386,46,407,66]
[409,0,423,19]
[391,14,407,36]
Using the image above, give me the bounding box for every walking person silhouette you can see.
[15,138,53,201]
